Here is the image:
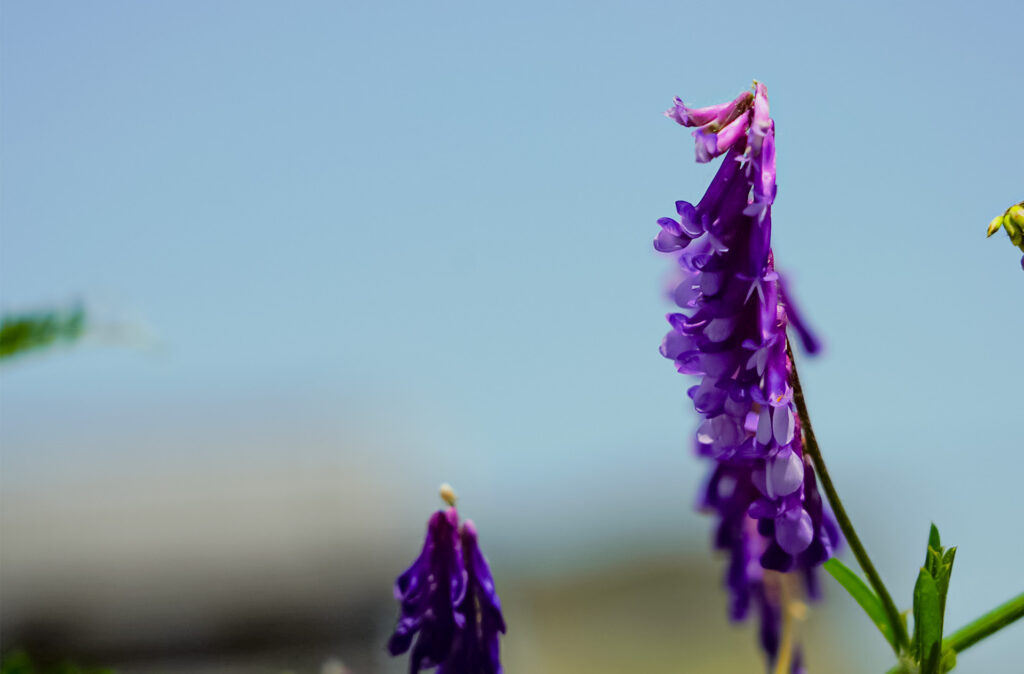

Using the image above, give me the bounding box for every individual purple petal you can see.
[775,508,814,554]
[690,377,728,414]
[700,271,725,296]
[715,112,752,157]
[667,311,706,335]
[697,414,744,454]
[657,216,683,236]
[693,126,719,164]
[660,330,694,360]
[755,408,773,445]
[654,228,691,252]
[675,201,704,236]
[675,351,705,376]
[749,82,772,156]
[767,448,804,497]
[673,280,702,308]
[705,316,738,342]
[772,406,795,446]
[754,127,777,208]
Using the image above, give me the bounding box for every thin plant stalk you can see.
[944,591,1024,654]
[787,339,910,653]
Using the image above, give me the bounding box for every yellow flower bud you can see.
[987,215,1004,238]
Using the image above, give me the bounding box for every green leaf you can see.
[913,569,943,674]
[928,523,941,554]
[824,558,898,651]
[925,524,943,576]
[935,547,956,630]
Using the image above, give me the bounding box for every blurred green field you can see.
[15,556,862,674]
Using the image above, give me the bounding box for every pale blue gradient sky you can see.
[2,1,1022,670]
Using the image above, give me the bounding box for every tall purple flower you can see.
[389,487,506,674]
[658,83,839,669]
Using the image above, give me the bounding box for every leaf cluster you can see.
[0,305,85,361]
[826,524,959,673]
[909,525,957,674]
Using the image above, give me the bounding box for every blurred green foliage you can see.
[0,305,85,362]
[0,651,112,674]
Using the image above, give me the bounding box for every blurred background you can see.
[1,1,1022,672]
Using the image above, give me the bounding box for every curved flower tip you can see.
[389,506,506,673]
[665,90,752,128]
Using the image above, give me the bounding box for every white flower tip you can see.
[440,483,457,507]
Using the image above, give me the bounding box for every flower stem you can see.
[943,591,1024,654]
[786,339,910,654]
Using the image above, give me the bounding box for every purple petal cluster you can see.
[389,507,505,674]
[658,83,839,668]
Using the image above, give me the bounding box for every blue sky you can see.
[2,1,1023,670]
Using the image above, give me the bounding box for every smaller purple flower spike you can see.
[389,485,506,674]
[388,506,465,672]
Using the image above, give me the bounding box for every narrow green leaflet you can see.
[913,569,942,674]
[936,547,957,618]
[823,558,898,652]
[927,524,941,558]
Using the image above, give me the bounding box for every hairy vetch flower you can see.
[658,82,839,669]
[389,488,506,674]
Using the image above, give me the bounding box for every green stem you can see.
[787,340,910,654]
[943,591,1024,654]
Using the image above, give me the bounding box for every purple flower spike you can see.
[390,488,506,674]
[655,83,838,670]
[389,507,466,671]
